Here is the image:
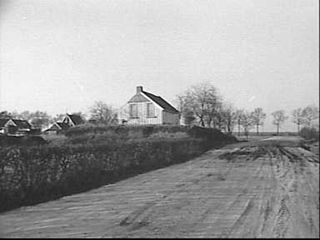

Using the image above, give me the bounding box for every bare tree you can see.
[291,108,304,132]
[301,105,319,127]
[271,110,288,135]
[177,82,221,128]
[51,113,66,123]
[29,111,52,129]
[176,95,196,126]
[182,110,196,126]
[0,111,10,118]
[250,108,266,135]
[235,109,244,136]
[89,101,118,125]
[240,110,254,139]
[16,110,33,121]
[218,103,237,134]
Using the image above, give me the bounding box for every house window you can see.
[147,103,155,118]
[129,104,138,118]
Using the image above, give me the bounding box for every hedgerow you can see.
[0,126,236,212]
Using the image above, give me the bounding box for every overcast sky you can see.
[0,0,318,131]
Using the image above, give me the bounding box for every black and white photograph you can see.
[0,0,319,238]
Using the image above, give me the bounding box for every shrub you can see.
[0,135,47,147]
[299,127,319,141]
[64,124,236,143]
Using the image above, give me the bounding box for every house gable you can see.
[128,93,150,103]
[4,119,17,127]
[62,115,73,126]
[50,123,62,131]
[62,114,84,126]
[1,118,31,135]
[44,122,70,133]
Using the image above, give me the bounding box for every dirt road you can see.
[0,137,318,238]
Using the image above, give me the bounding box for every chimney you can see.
[136,86,143,93]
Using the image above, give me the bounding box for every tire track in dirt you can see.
[188,146,271,238]
[108,153,234,237]
[265,145,319,238]
[225,147,278,238]
[112,146,263,238]
[267,146,293,238]
[282,147,319,237]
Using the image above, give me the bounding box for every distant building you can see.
[0,118,32,136]
[118,86,180,125]
[44,114,85,134]
[61,114,85,127]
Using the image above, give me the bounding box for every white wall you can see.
[118,102,163,125]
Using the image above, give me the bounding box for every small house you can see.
[44,114,85,134]
[0,118,32,136]
[118,86,180,125]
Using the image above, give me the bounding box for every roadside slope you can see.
[0,139,318,238]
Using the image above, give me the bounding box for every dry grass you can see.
[41,134,68,146]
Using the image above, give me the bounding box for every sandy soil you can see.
[0,137,318,238]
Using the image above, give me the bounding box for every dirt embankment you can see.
[0,137,318,238]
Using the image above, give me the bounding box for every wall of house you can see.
[119,102,163,125]
[162,111,180,125]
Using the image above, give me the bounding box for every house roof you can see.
[44,122,69,132]
[0,119,9,128]
[67,114,84,125]
[0,118,31,129]
[56,122,70,130]
[142,91,180,114]
[12,119,32,129]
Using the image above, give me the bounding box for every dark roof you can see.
[56,122,70,130]
[67,114,84,125]
[0,118,31,129]
[44,122,70,132]
[0,119,9,128]
[12,119,31,129]
[142,91,180,114]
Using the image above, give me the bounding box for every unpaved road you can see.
[0,137,319,238]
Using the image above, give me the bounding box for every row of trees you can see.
[1,82,318,134]
[270,106,319,134]
[177,82,319,135]
[176,82,268,135]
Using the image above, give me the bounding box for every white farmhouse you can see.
[118,86,180,125]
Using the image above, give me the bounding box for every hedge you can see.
[0,138,223,212]
[0,126,236,212]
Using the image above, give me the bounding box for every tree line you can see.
[1,82,319,134]
[177,82,319,136]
